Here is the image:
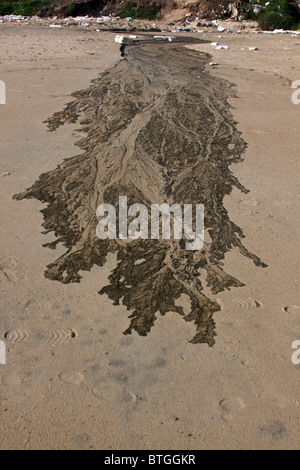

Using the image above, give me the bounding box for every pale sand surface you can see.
[0,25,299,449]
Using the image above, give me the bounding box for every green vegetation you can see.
[231,0,300,30]
[239,1,258,21]
[257,0,299,31]
[66,1,76,16]
[0,1,13,14]
[118,1,162,20]
[0,0,50,16]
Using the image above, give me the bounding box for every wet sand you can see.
[0,25,299,449]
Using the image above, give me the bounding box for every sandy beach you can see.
[0,23,299,450]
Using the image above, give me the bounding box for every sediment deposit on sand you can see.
[15,38,266,345]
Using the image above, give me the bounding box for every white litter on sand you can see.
[154,36,175,42]
[115,35,139,45]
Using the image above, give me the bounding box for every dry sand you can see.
[0,24,299,450]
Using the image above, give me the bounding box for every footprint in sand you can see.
[92,384,111,400]
[239,198,260,208]
[218,298,263,311]
[120,388,139,404]
[231,298,263,310]
[261,421,286,440]
[4,329,77,345]
[46,329,77,345]
[219,398,246,414]
[1,371,22,386]
[4,330,30,343]
[59,371,84,385]
[0,256,25,282]
[283,305,300,315]
[92,383,139,406]
[73,433,91,447]
[92,386,105,399]
[92,381,121,400]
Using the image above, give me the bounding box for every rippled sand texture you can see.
[14,39,266,346]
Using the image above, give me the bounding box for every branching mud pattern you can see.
[14,38,266,345]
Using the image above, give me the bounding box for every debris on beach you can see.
[115,35,139,45]
[154,36,175,42]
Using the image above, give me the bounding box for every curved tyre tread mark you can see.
[46,329,77,345]
[4,330,30,343]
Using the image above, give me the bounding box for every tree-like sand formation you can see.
[14,38,266,345]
